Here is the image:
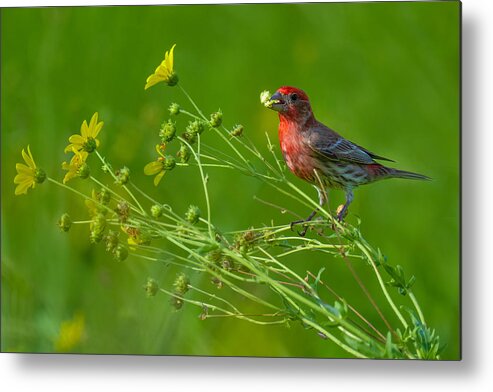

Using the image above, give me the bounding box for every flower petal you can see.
[22,146,36,169]
[167,44,176,71]
[93,121,104,138]
[14,173,28,184]
[88,113,99,136]
[69,134,85,145]
[15,179,32,195]
[145,74,164,90]
[154,170,165,186]
[80,120,89,138]
[63,169,76,184]
[16,163,33,175]
[144,161,163,175]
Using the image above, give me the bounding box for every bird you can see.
[267,86,429,235]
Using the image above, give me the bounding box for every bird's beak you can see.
[269,91,285,112]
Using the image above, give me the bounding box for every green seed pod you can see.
[181,131,196,145]
[34,168,47,184]
[144,278,159,297]
[90,230,104,244]
[83,137,97,153]
[113,244,128,262]
[170,295,183,310]
[163,155,176,171]
[90,213,106,243]
[209,110,223,128]
[151,204,164,218]
[77,163,90,179]
[168,103,181,116]
[101,163,112,173]
[186,120,205,135]
[177,143,190,163]
[166,72,179,87]
[185,205,201,224]
[159,119,176,143]
[58,213,72,232]
[173,273,190,295]
[115,201,130,223]
[99,188,111,205]
[230,124,244,137]
[115,166,130,185]
[104,230,119,253]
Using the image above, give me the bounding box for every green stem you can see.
[178,136,213,239]
[94,150,147,216]
[409,292,426,325]
[355,241,408,329]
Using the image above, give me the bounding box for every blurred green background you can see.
[1,2,460,359]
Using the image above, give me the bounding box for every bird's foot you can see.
[290,219,309,237]
[330,205,348,231]
[336,204,348,222]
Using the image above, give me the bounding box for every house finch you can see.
[268,86,429,234]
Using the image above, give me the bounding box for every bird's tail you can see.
[390,168,431,181]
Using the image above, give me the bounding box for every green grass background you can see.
[1,2,460,358]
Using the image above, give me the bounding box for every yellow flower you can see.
[144,159,166,186]
[65,112,103,153]
[14,145,46,195]
[54,313,85,352]
[144,144,177,186]
[145,44,178,89]
[62,148,89,184]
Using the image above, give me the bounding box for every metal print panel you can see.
[1,1,460,359]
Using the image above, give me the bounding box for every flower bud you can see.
[104,230,119,252]
[115,166,130,185]
[234,230,257,254]
[83,137,97,153]
[58,213,72,232]
[260,90,278,108]
[90,229,104,243]
[151,204,164,218]
[186,120,205,135]
[115,201,130,223]
[99,188,111,205]
[90,213,106,243]
[230,124,244,137]
[166,72,179,87]
[144,278,159,297]
[163,155,176,171]
[211,277,223,289]
[34,168,47,184]
[77,163,90,179]
[113,244,128,262]
[181,132,196,145]
[170,296,183,310]
[209,110,223,128]
[101,163,112,173]
[159,119,176,143]
[221,256,234,271]
[168,103,181,116]
[185,205,201,224]
[173,273,189,295]
[176,143,190,163]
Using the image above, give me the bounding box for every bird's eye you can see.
[290,93,298,102]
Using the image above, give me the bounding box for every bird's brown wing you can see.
[307,124,394,164]
[356,144,395,162]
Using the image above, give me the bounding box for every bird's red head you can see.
[269,86,314,122]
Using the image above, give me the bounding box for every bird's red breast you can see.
[278,115,318,182]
